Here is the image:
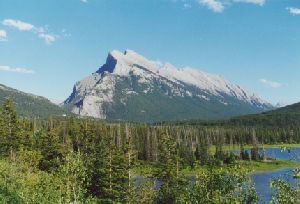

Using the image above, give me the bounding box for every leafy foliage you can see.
[180,165,258,203]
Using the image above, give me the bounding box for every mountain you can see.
[64,50,273,122]
[0,84,69,118]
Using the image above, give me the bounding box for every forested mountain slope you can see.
[0,84,69,118]
[227,102,300,127]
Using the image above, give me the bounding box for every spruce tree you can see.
[1,98,20,160]
[155,130,187,203]
[36,128,64,171]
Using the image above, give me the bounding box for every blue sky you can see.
[0,0,299,105]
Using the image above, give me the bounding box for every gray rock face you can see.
[64,50,273,122]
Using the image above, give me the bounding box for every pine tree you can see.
[67,117,83,153]
[196,134,209,165]
[154,130,187,203]
[36,128,64,171]
[1,98,20,160]
[124,123,136,203]
[251,129,260,161]
[0,105,5,157]
[58,151,87,203]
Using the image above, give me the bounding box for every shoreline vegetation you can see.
[209,143,300,153]
[134,144,300,177]
[133,158,300,177]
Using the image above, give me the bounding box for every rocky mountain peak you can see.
[64,49,273,122]
[97,49,160,76]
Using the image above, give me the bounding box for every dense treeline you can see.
[167,105,300,130]
[161,117,300,144]
[3,97,298,203]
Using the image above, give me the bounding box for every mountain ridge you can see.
[64,49,273,122]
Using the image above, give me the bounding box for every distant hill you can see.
[0,84,70,118]
[227,102,300,127]
[64,49,273,123]
[162,102,300,128]
[268,102,300,115]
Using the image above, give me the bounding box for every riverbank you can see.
[181,160,300,176]
[133,159,300,177]
[134,144,300,177]
[208,143,300,153]
[240,159,300,172]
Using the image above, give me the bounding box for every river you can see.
[134,147,300,203]
[251,147,300,203]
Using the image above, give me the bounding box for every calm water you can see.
[251,147,300,203]
[252,168,295,203]
[135,147,300,203]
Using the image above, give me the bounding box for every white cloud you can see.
[0,30,7,41]
[38,33,56,44]
[2,19,57,44]
[80,0,88,3]
[2,19,34,31]
[189,0,267,12]
[198,0,224,13]
[0,65,35,74]
[287,7,300,15]
[259,79,283,88]
[232,0,266,6]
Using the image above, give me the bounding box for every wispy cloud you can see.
[232,0,265,6]
[287,7,300,15]
[80,0,88,3]
[175,0,267,12]
[259,78,283,88]
[0,65,35,74]
[2,19,34,31]
[0,30,7,41]
[38,33,56,44]
[2,19,58,44]
[198,0,224,13]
